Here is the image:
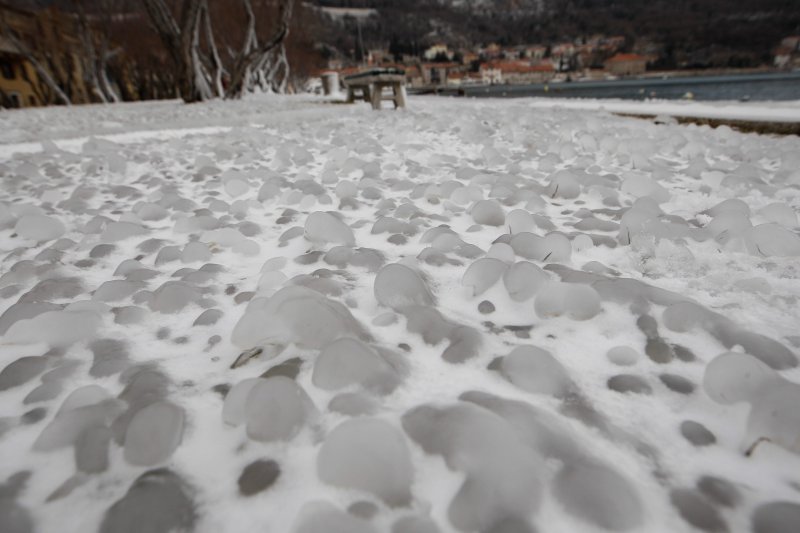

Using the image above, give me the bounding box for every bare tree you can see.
[140,0,296,102]
[252,42,290,94]
[73,0,122,103]
[224,0,295,99]
[141,0,206,103]
[200,2,224,97]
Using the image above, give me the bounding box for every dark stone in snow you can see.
[238,459,280,496]
[478,300,495,314]
[681,420,716,447]
[607,374,652,395]
[659,374,695,394]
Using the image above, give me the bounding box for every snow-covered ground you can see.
[522,97,800,123]
[1,94,800,533]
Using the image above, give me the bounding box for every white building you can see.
[423,44,453,61]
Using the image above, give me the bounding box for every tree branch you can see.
[225,0,295,99]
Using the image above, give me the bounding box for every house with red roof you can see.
[480,61,556,85]
[604,53,647,76]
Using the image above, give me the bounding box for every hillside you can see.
[314,0,800,68]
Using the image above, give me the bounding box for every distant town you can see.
[322,34,800,91]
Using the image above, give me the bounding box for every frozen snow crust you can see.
[1,94,800,533]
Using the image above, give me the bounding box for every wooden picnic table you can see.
[343,68,407,110]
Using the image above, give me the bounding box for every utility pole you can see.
[356,17,365,66]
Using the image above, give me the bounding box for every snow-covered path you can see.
[1,95,799,533]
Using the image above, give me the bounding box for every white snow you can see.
[1,93,800,533]
[522,97,800,123]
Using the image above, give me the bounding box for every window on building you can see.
[1,61,15,80]
[28,95,37,106]
[9,92,21,108]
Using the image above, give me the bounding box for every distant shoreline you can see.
[425,70,800,101]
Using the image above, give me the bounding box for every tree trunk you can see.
[225,0,295,99]
[142,0,206,103]
[201,3,224,97]
[74,1,108,103]
[98,43,122,103]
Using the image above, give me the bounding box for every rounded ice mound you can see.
[245,377,316,442]
[57,385,113,414]
[222,378,261,426]
[752,501,800,533]
[500,345,574,398]
[15,214,65,242]
[662,301,709,332]
[317,418,413,506]
[256,270,288,293]
[0,356,47,391]
[181,242,211,263]
[99,469,195,533]
[312,338,400,394]
[305,212,355,246]
[487,243,515,263]
[124,401,185,466]
[607,346,639,366]
[703,210,752,245]
[510,232,571,263]
[670,488,728,532]
[462,258,507,297]
[93,280,145,302]
[746,380,800,454]
[470,200,505,226]
[399,305,482,364]
[33,397,123,451]
[374,263,434,309]
[743,224,800,257]
[149,281,200,314]
[4,310,101,347]
[703,352,777,405]
[324,246,384,272]
[224,177,249,197]
[100,221,148,243]
[292,501,376,533]
[402,403,544,532]
[547,170,581,199]
[207,228,261,256]
[232,286,369,351]
[392,515,441,533]
[621,174,669,203]
[503,261,549,302]
[534,282,601,320]
[506,209,535,234]
[704,198,750,218]
[759,203,798,228]
[553,461,644,530]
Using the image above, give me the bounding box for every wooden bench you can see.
[343,68,407,110]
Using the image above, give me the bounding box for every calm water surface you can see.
[452,72,800,101]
